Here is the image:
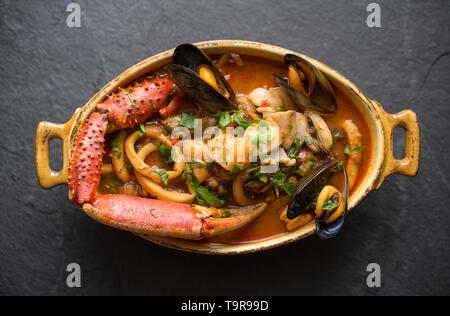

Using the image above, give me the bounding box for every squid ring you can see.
[125,128,185,184]
[111,130,131,182]
[232,172,255,207]
[315,185,345,224]
[135,143,195,204]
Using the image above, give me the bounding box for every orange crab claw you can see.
[82,195,266,240]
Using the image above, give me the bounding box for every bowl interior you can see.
[73,40,385,254]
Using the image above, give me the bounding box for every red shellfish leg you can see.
[200,204,267,238]
[159,93,185,118]
[83,195,203,239]
[96,77,178,129]
[68,112,108,205]
[83,195,267,240]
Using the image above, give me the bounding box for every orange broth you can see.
[202,56,372,245]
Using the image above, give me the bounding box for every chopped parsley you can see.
[332,161,344,172]
[275,106,286,112]
[283,180,295,196]
[150,168,169,185]
[332,128,346,143]
[269,172,295,196]
[287,138,303,158]
[233,111,252,128]
[180,113,196,129]
[322,198,339,211]
[256,172,268,183]
[137,124,146,137]
[124,111,129,121]
[305,135,314,145]
[353,144,365,151]
[150,99,156,110]
[270,172,286,187]
[231,164,244,174]
[126,92,136,108]
[111,133,123,159]
[344,144,351,155]
[158,144,171,156]
[184,164,224,206]
[218,112,231,129]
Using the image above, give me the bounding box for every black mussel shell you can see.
[286,160,348,239]
[167,64,235,112]
[171,43,236,110]
[316,167,348,240]
[287,160,337,219]
[274,54,337,114]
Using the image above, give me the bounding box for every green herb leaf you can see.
[288,123,294,129]
[231,164,244,174]
[218,112,231,129]
[256,172,268,183]
[332,161,344,172]
[111,133,123,159]
[344,144,351,155]
[126,92,136,108]
[305,135,314,145]
[283,180,295,196]
[150,168,169,185]
[353,144,365,151]
[185,165,224,206]
[271,172,286,187]
[233,111,252,128]
[322,198,339,211]
[137,124,146,137]
[195,186,224,206]
[150,99,156,110]
[287,138,303,158]
[158,144,171,157]
[296,160,317,177]
[124,111,129,121]
[180,113,196,129]
[275,106,286,112]
[332,128,346,143]
[188,161,207,169]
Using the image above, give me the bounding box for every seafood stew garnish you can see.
[68,44,369,242]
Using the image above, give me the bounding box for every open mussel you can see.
[285,160,348,239]
[167,43,236,112]
[274,54,337,114]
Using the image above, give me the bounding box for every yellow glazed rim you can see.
[35,40,420,255]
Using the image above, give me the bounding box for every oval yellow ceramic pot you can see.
[35,40,420,255]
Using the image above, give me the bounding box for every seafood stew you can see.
[68,44,371,243]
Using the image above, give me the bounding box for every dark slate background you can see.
[0,0,449,296]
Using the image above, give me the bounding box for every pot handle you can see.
[35,121,70,188]
[376,105,420,189]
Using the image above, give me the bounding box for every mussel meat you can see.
[274,54,337,114]
[167,43,236,112]
[285,160,348,239]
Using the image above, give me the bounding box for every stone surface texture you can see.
[0,0,449,295]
